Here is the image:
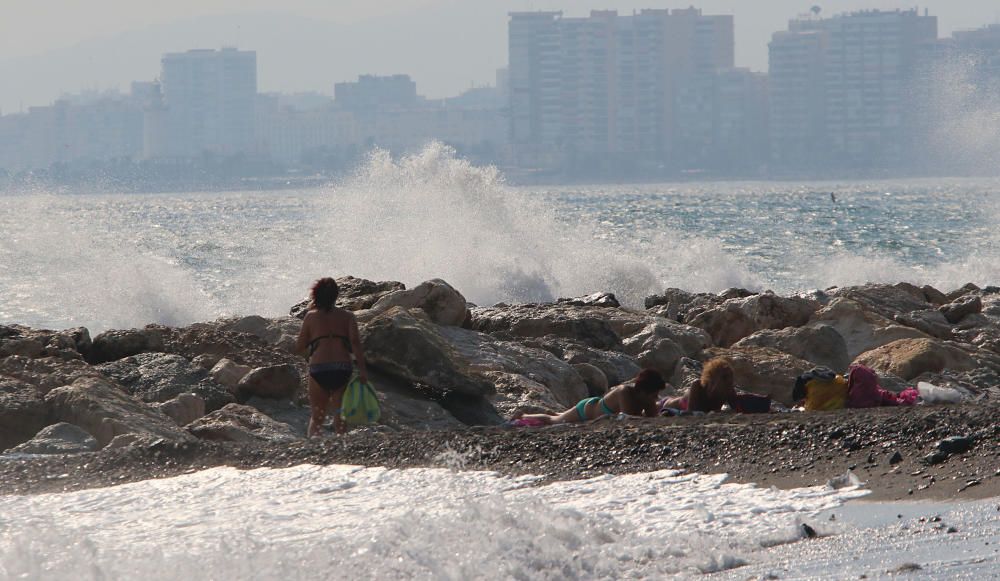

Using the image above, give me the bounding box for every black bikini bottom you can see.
[309,361,353,393]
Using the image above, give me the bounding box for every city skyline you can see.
[2,1,1000,114]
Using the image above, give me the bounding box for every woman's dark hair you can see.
[632,369,666,394]
[311,277,339,311]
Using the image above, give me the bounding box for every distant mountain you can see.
[0,7,510,114]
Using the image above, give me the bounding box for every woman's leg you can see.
[329,385,348,434]
[307,377,329,438]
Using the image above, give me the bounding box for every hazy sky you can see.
[2,1,999,112]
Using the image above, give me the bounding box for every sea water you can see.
[2,144,1000,578]
[2,143,1000,333]
[0,464,996,579]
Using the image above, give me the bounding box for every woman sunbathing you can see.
[660,357,736,413]
[512,369,666,425]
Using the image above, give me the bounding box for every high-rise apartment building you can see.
[154,48,257,159]
[769,10,937,171]
[508,9,735,174]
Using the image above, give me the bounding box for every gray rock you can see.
[290,276,407,317]
[937,436,974,455]
[894,310,954,339]
[470,303,623,350]
[557,292,620,308]
[809,298,930,360]
[0,377,50,450]
[363,307,495,400]
[215,316,302,354]
[98,352,234,411]
[7,423,98,455]
[88,327,167,364]
[686,292,819,347]
[209,358,252,391]
[365,279,470,327]
[573,363,609,396]
[236,364,303,400]
[0,325,91,360]
[940,295,983,325]
[187,404,298,443]
[0,355,105,396]
[733,324,851,372]
[157,393,206,426]
[45,377,193,447]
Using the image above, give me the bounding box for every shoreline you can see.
[2,403,996,502]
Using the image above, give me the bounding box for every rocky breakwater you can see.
[3,277,1000,461]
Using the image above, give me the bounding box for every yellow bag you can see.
[804,374,848,411]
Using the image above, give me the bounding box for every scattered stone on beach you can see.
[921,451,950,466]
[888,451,903,465]
[6,422,99,455]
[936,436,975,455]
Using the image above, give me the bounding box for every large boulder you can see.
[290,276,407,317]
[622,321,711,359]
[45,377,193,447]
[482,371,568,417]
[363,308,495,400]
[160,323,302,370]
[644,288,725,322]
[0,355,105,395]
[808,298,929,359]
[572,363,609,396]
[939,294,983,325]
[733,324,851,372]
[209,358,252,391]
[438,325,589,408]
[894,310,955,339]
[470,303,623,350]
[186,404,297,443]
[215,316,302,354]
[6,423,99,455]
[557,292,620,308]
[828,284,933,321]
[236,364,303,400]
[365,279,470,327]
[88,327,167,364]
[686,292,819,347]
[703,346,814,404]
[0,325,91,360]
[97,352,234,411]
[520,336,641,387]
[156,393,206,427]
[853,338,978,381]
[0,377,49,450]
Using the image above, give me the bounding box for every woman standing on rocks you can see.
[513,369,666,425]
[296,277,368,437]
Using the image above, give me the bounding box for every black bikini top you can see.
[307,333,352,357]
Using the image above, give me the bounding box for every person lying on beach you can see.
[512,369,666,425]
[660,358,737,413]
